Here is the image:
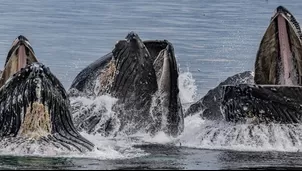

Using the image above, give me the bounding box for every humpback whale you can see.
[184,71,254,119]
[186,6,302,124]
[0,35,94,152]
[69,32,183,137]
[222,6,302,124]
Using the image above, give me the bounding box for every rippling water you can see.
[1,0,302,169]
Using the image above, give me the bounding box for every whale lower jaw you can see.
[0,63,94,152]
[221,84,302,124]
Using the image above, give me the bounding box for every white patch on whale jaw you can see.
[18,102,52,140]
[74,59,117,98]
[96,60,117,96]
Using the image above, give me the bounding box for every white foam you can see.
[142,131,177,144]
[178,114,302,152]
[71,94,118,120]
[79,132,148,159]
[0,133,147,160]
[178,71,197,104]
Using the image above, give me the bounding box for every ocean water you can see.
[1,0,302,169]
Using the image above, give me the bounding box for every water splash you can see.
[179,114,302,152]
[70,95,120,137]
[0,134,147,160]
[178,71,197,104]
[135,71,198,145]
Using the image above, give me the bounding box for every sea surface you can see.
[1,0,302,170]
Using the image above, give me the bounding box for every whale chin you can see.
[0,62,94,152]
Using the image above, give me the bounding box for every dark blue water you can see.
[1,0,302,169]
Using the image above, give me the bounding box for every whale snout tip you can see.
[125,31,139,41]
[17,35,29,42]
[164,40,174,52]
[12,35,31,47]
[273,6,290,17]
[124,31,146,49]
[270,6,294,24]
[276,6,286,12]
[276,5,285,11]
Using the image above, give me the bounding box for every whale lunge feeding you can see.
[69,32,184,137]
[185,6,302,125]
[222,6,302,124]
[0,35,94,152]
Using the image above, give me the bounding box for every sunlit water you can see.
[1,0,302,170]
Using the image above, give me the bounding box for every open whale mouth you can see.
[0,63,94,152]
[97,32,184,137]
[0,35,94,152]
[6,35,37,71]
[0,35,38,87]
[254,6,302,85]
[144,40,184,137]
[69,31,183,138]
[221,6,302,124]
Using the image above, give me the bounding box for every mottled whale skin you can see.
[69,32,183,137]
[187,6,302,124]
[184,71,254,120]
[0,36,94,152]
